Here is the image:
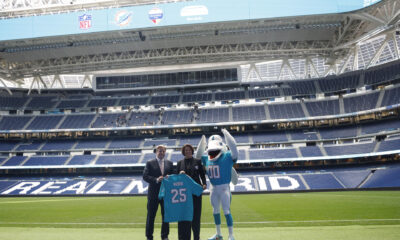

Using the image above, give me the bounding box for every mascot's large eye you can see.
[209,150,221,159]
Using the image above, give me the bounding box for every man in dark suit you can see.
[143,145,174,240]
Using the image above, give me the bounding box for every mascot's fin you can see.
[195,135,207,159]
[231,168,238,185]
[221,129,238,161]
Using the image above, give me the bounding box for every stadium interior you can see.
[0,0,400,195]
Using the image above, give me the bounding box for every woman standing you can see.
[177,144,207,240]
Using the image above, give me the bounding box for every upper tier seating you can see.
[26,115,63,130]
[343,91,380,113]
[128,112,159,126]
[92,113,127,128]
[26,96,58,109]
[0,116,32,130]
[318,73,360,93]
[150,95,180,105]
[268,103,305,119]
[299,146,323,157]
[197,108,229,123]
[232,105,266,121]
[87,98,118,108]
[282,81,316,96]
[23,156,69,166]
[56,100,87,109]
[380,86,400,107]
[161,110,193,124]
[182,93,212,103]
[248,88,280,99]
[324,142,376,156]
[96,154,141,165]
[215,91,245,101]
[364,60,400,86]
[0,97,29,109]
[305,99,340,116]
[119,97,148,106]
[319,125,358,139]
[58,114,95,129]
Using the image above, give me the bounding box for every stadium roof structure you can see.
[0,0,399,92]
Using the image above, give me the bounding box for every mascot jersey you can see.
[158,174,203,222]
[202,151,236,186]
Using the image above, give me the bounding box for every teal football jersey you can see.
[202,151,237,185]
[158,174,203,222]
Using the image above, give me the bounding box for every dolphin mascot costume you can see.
[195,129,238,240]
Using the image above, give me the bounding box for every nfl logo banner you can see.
[79,14,92,30]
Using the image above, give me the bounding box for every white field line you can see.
[1,219,400,225]
[0,197,125,204]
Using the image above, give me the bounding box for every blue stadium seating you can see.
[289,130,318,141]
[318,73,360,93]
[1,156,27,166]
[324,142,376,156]
[302,173,344,189]
[197,108,229,123]
[141,152,155,163]
[23,156,69,166]
[362,166,400,188]
[215,91,245,101]
[108,138,142,149]
[282,81,316,96]
[87,98,117,108]
[15,142,43,151]
[169,152,183,163]
[0,157,7,166]
[67,155,96,165]
[268,103,305,119]
[74,139,109,149]
[361,120,400,135]
[305,99,340,116]
[182,93,212,103]
[299,146,323,157]
[232,105,266,121]
[380,86,400,107]
[26,96,58,109]
[41,140,76,151]
[178,136,201,146]
[92,113,127,128]
[248,88,280,99]
[378,138,400,152]
[26,115,63,130]
[161,110,193,124]
[0,116,32,130]
[319,125,358,139]
[128,111,159,126]
[143,139,177,147]
[333,170,370,188]
[150,95,180,105]
[96,154,141,165]
[248,148,298,160]
[0,97,29,109]
[343,91,379,113]
[252,132,288,143]
[119,97,148,106]
[58,114,95,129]
[56,100,87,109]
[0,141,18,151]
[364,60,400,86]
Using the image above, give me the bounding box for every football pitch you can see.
[0,191,399,240]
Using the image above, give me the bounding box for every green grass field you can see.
[1,191,400,240]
